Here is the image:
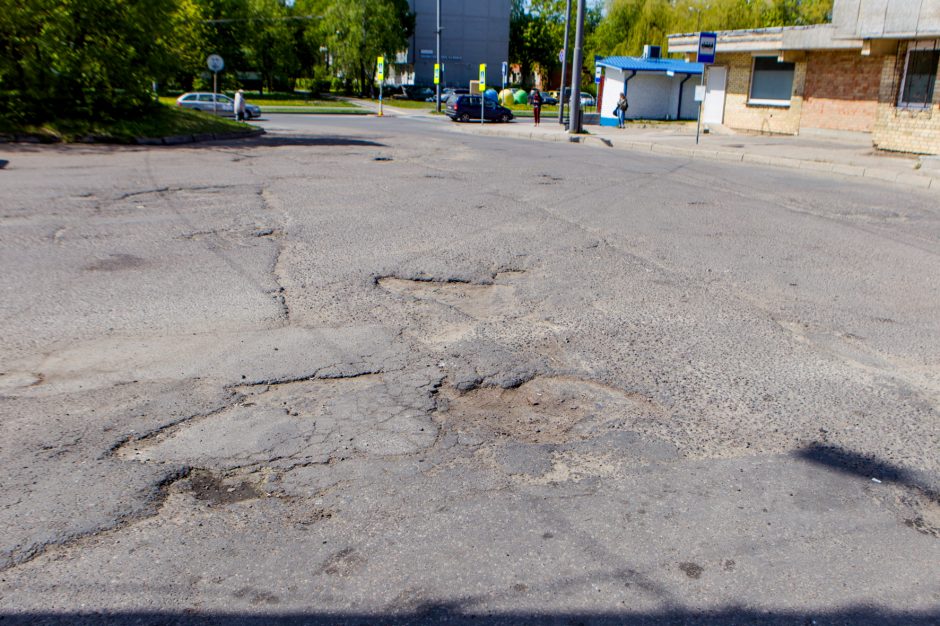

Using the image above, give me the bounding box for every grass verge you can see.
[3,105,254,143]
[157,95,356,108]
[262,106,370,114]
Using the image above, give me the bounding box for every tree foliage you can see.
[511,0,602,88]
[318,0,413,95]
[1,0,206,126]
[588,0,834,60]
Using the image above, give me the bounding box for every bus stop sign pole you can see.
[695,32,716,145]
[207,54,224,116]
[377,56,385,117]
[479,64,486,125]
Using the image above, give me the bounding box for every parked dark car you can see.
[445,95,514,123]
[537,91,559,105]
[426,87,470,102]
[390,85,435,101]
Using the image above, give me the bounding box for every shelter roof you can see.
[597,56,704,75]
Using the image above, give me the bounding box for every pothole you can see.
[83,253,146,271]
[377,271,523,321]
[0,371,43,393]
[117,374,438,471]
[187,470,262,505]
[435,375,663,445]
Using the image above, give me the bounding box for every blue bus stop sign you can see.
[697,32,716,64]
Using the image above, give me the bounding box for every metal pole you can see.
[567,0,585,134]
[695,68,705,144]
[435,0,442,112]
[213,71,218,115]
[558,0,571,125]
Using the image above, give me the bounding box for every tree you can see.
[243,0,297,93]
[0,0,207,127]
[511,0,601,89]
[318,0,412,95]
[587,0,834,61]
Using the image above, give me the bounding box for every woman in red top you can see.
[530,89,543,126]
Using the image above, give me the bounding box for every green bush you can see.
[0,0,205,126]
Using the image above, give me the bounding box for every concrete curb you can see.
[448,124,940,192]
[134,128,265,146]
[0,128,265,146]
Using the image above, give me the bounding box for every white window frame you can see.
[897,40,940,109]
[748,55,794,107]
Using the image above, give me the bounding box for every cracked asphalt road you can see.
[0,114,938,625]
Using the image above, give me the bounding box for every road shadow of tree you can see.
[1,607,938,625]
[0,135,386,155]
[215,135,386,148]
[796,442,939,502]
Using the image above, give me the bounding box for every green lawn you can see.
[262,106,370,114]
[160,94,356,111]
[372,98,436,110]
[6,104,254,143]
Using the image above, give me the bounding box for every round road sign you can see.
[207,54,224,72]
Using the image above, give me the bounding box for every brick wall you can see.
[718,52,805,135]
[801,50,881,132]
[872,42,940,154]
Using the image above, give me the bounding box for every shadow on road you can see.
[1,607,938,625]
[218,135,386,148]
[796,442,939,501]
[0,135,386,154]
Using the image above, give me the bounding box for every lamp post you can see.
[567,0,585,134]
[558,0,572,125]
[435,0,442,112]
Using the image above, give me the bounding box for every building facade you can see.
[667,0,940,154]
[394,0,509,89]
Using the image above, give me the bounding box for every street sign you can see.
[434,63,440,85]
[697,32,717,64]
[479,64,486,90]
[501,61,508,86]
[207,54,224,72]
[376,56,384,81]
[558,50,565,63]
[595,66,602,84]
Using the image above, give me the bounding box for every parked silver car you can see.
[175,92,262,119]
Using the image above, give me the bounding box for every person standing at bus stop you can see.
[616,93,628,129]
[234,89,246,122]
[531,89,543,127]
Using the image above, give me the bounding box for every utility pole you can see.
[435,0,442,112]
[567,0,585,134]
[558,0,572,125]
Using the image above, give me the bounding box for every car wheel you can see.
[458,113,470,122]
[500,114,510,123]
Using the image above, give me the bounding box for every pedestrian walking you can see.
[234,89,246,122]
[616,93,628,129]
[531,89,543,127]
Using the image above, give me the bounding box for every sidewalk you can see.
[447,118,940,192]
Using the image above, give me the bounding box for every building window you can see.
[899,46,939,108]
[748,56,795,106]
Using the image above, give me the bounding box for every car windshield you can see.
[218,96,233,103]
